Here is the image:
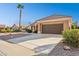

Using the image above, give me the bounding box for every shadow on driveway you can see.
[0,33,62,44]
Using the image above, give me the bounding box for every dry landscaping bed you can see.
[48,41,79,56]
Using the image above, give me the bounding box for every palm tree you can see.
[17,4,24,30]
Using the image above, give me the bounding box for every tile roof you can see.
[38,15,71,21]
[30,15,71,26]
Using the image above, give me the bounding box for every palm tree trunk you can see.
[19,9,22,30]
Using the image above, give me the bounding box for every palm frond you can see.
[17,4,24,9]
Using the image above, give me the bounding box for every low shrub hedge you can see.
[25,29,32,33]
[63,29,79,48]
[13,29,21,32]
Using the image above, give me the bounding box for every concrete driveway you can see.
[7,34,62,43]
[0,40,35,56]
[0,34,63,56]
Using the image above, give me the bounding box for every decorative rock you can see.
[63,46,71,50]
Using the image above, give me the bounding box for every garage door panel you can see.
[42,24,63,34]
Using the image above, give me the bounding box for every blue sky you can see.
[0,3,79,26]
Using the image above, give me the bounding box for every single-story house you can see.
[11,24,19,30]
[0,24,5,29]
[28,15,72,34]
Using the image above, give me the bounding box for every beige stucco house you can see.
[0,24,5,29]
[28,15,72,34]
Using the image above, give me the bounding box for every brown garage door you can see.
[42,24,63,34]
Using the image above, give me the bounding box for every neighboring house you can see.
[12,24,18,30]
[29,15,72,34]
[26,25,31,30]
[27,22,37,30]
[0,24,5,29]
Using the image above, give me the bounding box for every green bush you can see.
[72,22,77,29]
[13,29,21,32]
[63,29,79,48]
[25,29,32,33]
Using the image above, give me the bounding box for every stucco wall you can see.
[31,17,72,34]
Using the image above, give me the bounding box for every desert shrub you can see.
[25,29,32,33]
[0,27,13,33]
[63,29,79,48]
[0,28,13,33]
[0,29,7,33]
[6,28,13,32]
[1,29,7,33]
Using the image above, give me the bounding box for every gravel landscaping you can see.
[48,41,79,56]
